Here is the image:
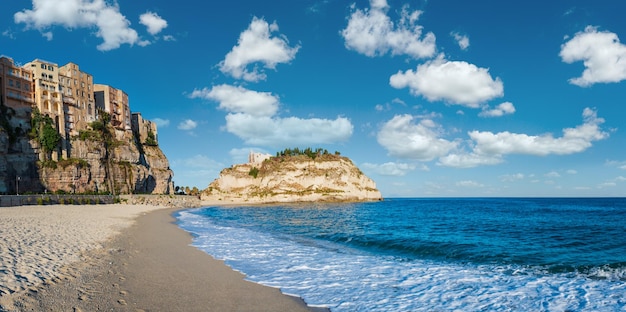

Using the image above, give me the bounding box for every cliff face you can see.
[38,128,173,195]
[201,154,382,203]
[0,111,173,195]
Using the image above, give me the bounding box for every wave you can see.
[176,208,626,311]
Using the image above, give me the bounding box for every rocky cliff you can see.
[38,128,173,195]
[201,154,382,203]
[0,105,173,195]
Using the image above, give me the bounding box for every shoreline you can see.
[0,204,326,311]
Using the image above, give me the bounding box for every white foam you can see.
[177,210,626,311]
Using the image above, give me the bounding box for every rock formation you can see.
[0,103,173,195]
[201,153,382,203]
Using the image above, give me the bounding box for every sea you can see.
[174,198,626,311]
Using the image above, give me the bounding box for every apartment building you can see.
[24,59,67,158]
[131,112,158,145]
[0,56,34,130]
[94,84,131,131]
[58,62,96,137]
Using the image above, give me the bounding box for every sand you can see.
[0,204,324,311]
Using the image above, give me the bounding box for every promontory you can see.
[201,148,382,204]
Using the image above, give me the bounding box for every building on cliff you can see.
[94,84,131,131]
[248,151,272,165]
[0,56,34,130]
[0,53,172,195]
[132,112,158,145]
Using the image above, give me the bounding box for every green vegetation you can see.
[145,130,158,146]
[249,167,259,178]
[30,107,62,160]
[275,147,334,159]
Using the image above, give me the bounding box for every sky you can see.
[1,0,626,197]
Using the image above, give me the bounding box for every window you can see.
[8,79,13,87]
[41,64,45,69]
[16,81,21,88]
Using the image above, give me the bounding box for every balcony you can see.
[63,96,75,104]
[7,92,34,103]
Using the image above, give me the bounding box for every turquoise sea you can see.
[175,198,626,311]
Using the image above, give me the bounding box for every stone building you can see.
[94,84,131,131]
[24,59,67,159]
[131,112,158,145]
[0,56,34,130]
[58,62,96,137]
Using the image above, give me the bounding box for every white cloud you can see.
[545,171,561,178]
[500,173,525,182]
[438,152,503,168]
[469,108,607,156]
[362,162,423,176]
[560,26,626,86]
[139,11,167,35]
[224,113,352,147]
[456,180,484,188]
[451,32,469,50]
[14,0,153,51]
[3,29,16,39]
[189,85,279,117]
[615,176,626,182]
[219,17,300,82]
[341,0,436,59]
[479,102,516,117]
[178,119,197,130]
[440,108,608,168]
[192,83,354,147]
[152,118,170,127]
[566,169,578,174]
[390,55,504,107]
[377,114,457,161]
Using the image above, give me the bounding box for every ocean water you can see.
[175,198,626,311]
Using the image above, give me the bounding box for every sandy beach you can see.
[0,203,323,311]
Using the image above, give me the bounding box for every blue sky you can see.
[2,0,626,197]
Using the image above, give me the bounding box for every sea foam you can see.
[177,208,626,312]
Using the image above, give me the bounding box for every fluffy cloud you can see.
[152,118,170,127]
[219,17,300,82]
[13,0,159,51]
[195,84,353,147]
[451,32,470,50]
[190,85,279,117]
[178,119,197,130]
[560,26,626,86]
[479,102,516,117]
[390,56,504,107]
[362,162,421,176]
[440,108,608,168]
[470,108,607,156]
[140,12,167,35]
[224,114,352,147]
[377,114,457,161]
[341,0,436,58]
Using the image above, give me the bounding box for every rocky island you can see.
[201,148,382,204]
